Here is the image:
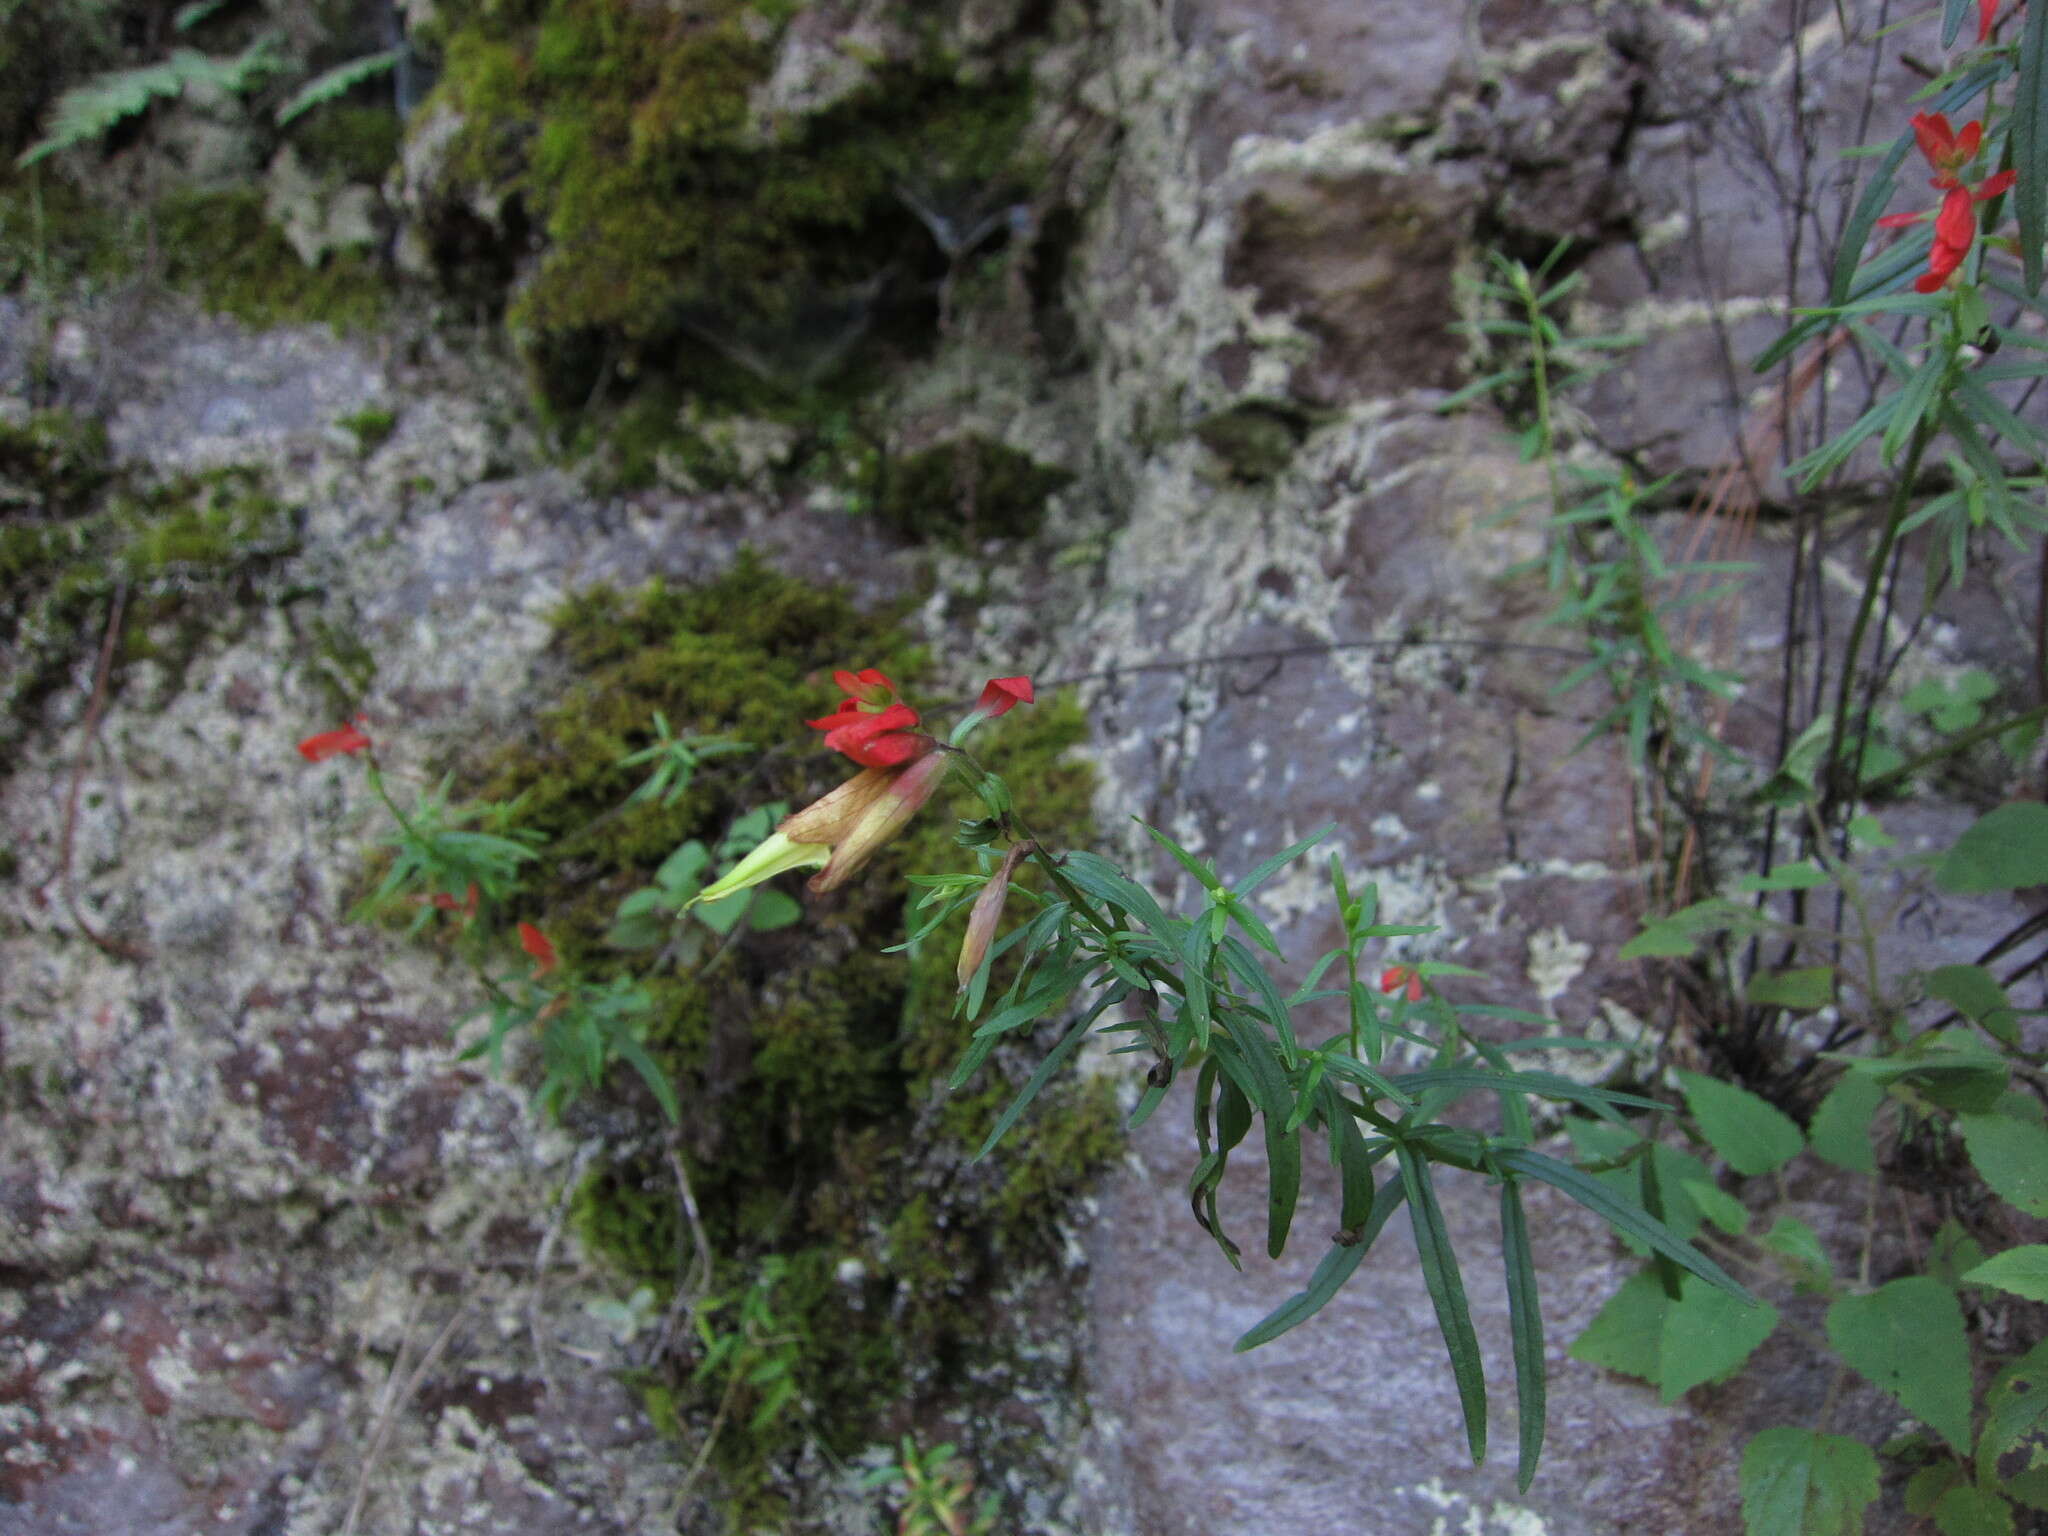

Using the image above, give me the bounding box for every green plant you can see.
[15,41,280,167]
[862,1437,1001,1536]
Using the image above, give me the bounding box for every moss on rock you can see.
[876,434,1071,544]
[416,0,1039,414]
[461,554,1114,1520]
[0,408,303,767]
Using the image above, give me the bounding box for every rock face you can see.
[3,1,2042,1534]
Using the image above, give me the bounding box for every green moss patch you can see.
[461,554,1114,1518]
[876,435,1071,544]
[0,406,304,768]
[420,0,1039,413]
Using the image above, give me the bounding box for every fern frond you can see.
[16,40,281,169]
[275,47,403,128]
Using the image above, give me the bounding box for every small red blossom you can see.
[433,883,481,919]
[831,668,897,705]
[1911,112,1984,188]
[975,676,1034,719]
[297,719,372,762]
[518,922,557,977]
[1913,185,1980,291]
[1979,0,2002,41]
[810,700,933,767]
[1379,965,1423,1003]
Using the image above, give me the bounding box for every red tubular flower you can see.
[810,700,933,767]
[519,922,557,977]
[297,720,372,762]
[799,750,953,893]
[1979,0,2001,40]
[975,676,1033,719]
[1911,112,1984,187]
[1379,965,1423,1003]
[1915,186,1979,291]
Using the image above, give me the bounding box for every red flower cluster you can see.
[1879,113,2016,293]
[807,669,931,768]
[807,669,1033,768]
[297,718,372,762]
[1380,965,1423,1003]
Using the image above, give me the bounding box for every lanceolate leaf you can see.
[1399,1143,1487,1465]
[2016,0,2047,293]
[1495,1148,1754,1302]
[1963,1245,2048,1304]
[1234,1176,1407,1352]
[1500,1180,1547,1491]
[1959,1111,2048,1217]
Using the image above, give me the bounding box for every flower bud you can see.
[957,843,1033,990]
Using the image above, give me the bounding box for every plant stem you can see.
[1819,414,1936,814]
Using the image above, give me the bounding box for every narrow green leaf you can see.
[1232,824,1335,899]
[275,46,404,126]
[1830,122,1917,306]
[1963,1246,2048,1304]
[975,1010,1096,1159]
[1676,1070,1805,1176]
[2016,0,2047,293]
[1959,1111,2048,1216]
[610,1030,680,1123]
[1133,818,1224,892]
[1740,1427,1880,1536]
[1944,0,1976,44]
[1738,861,1831,892]
[1060,849,1174,931]
[1496,1148,1753,1302]
[1500,1180,1547,1492]
[1399,1144,1486,1465]
[1827,1277,1974,1453]
[1233,1173,1409,1352]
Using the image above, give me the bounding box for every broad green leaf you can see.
[1740,1427,1880,1536]
[1959,1112,2048,1217]
[1934,1484,2016,1536]
[1680,1178,1751,1237]
[1500,1180,1546,1492]
[1928,964,2021,1046]
[1845,1042,2010,1113]
[1827,1277,1974,1453]
[1748,967,1835,1011]
[1978,1338,2048,1509]
[1677,1070,1805,1176]
[1569,1268,1666,1383]
[1963,1246,2048,1304]
[747,889,801,930]
[1809,1071,1886,1174]
[1495,1148,1752,1301]
[1936,803,2048,892]
[1400,1143,1487,1464]
[1660,1272,1780,1401]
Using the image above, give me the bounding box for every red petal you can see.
[1911,112,1955,169]
[820,703,930,767]
[1978,0,1998,40]
[831,668,896,705]
[1975,169,2017,201]
[1955,120,1982,162]
[297,723,372,761]
[974,676,1034,718]
[1934,186,1977,250]
[518,922,557,977]
[1875,210,1926,228]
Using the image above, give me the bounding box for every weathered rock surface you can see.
[4,0,2042,1532]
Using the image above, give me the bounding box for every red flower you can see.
[975,676,1034,719]
[1910,186,1979,291]
[428,882,481,920]
[807,669,934,768]
[297,719,372,762]
[1979,0,2001,40]
[518,922,557,977]
[1379,965,1423,1002]
[1911,112,1984,188]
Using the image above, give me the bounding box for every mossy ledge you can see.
[461,555,1116,1523]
